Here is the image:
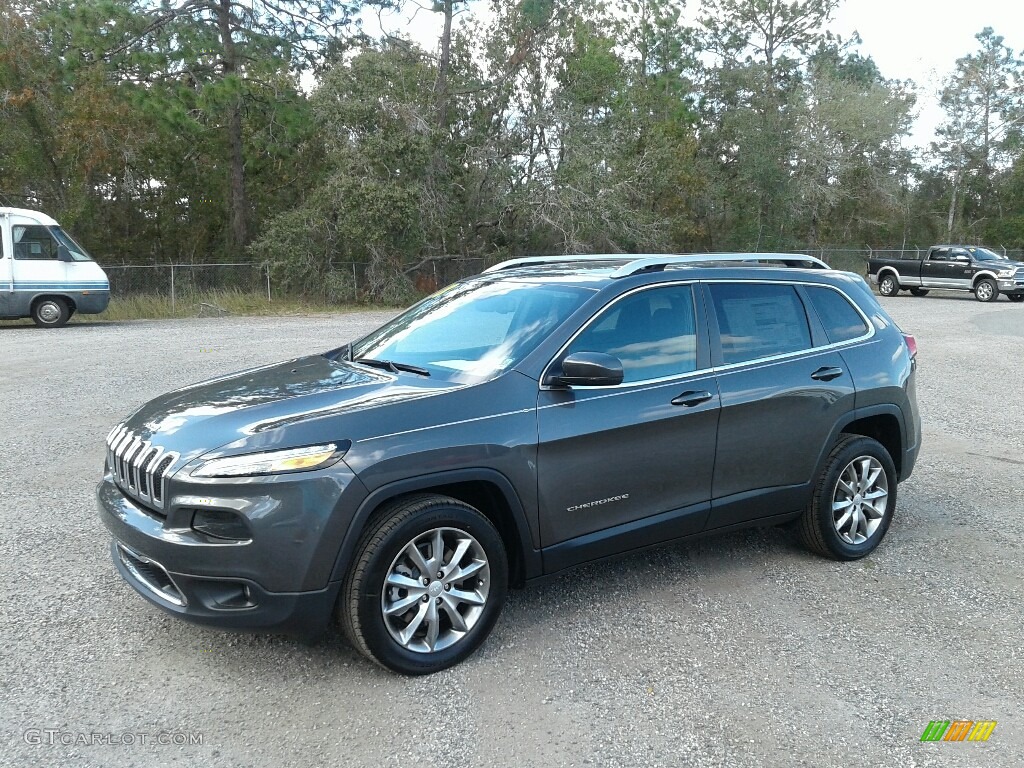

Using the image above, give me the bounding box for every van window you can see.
[804,286,869,344]
[566,284,698,382]
[709,283,812,365]
[13,225,59,260]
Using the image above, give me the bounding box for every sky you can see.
[366,0,1023,151]
[829,0,1022,147]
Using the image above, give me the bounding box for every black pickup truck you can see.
[868,245,1024,303]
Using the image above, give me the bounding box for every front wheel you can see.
[975,278,999,302]
[909,288,929,297]
[877,274,899,297]
[799,435,897,560]
[339,494,508,675]
[31,297,71,328]
[1008,294,1024,303]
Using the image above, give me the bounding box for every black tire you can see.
[799,435,897,561]
[909,288,929,297]
[1008,294,1024,303]
[339,494,508,675]
[31,297,71,328]
[877,274,899,297]
[975,278,999,302]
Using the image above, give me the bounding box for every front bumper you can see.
[97,466,367,635]
[997,279,1024,295]
[111,541,340,635]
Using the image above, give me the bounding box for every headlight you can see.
[191,443,342,478]
[997,268,1016,278]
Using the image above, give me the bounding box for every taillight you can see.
[902,333,918,359]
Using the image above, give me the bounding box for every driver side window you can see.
[13,225,59,260]
[565,285,698,383]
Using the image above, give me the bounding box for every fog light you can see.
[190,508,250,541]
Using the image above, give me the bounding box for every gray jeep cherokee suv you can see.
[98,254,921,674]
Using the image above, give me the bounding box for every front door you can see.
[537,283,719,568]
[0,215,10,315]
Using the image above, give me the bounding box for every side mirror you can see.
[56,243,73,262]
[548,352,624,387]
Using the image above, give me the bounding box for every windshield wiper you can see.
[354,358,431,377]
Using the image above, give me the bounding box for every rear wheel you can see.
[975,278,998,302]
[909,288,929,297]
[31,297,71,328]
[339,494,508,675]
[878,274,899,297]
[799,435,897,560]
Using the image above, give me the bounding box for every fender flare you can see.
[972,270,999,286]
[875,267,900,286]
[812,404,908,482]
[329,468,543,585]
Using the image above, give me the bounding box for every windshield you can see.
[49,227,94,261]
[349,279,593,384]
[969,247,1006,261]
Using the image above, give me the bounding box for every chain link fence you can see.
[101,248,1024,307]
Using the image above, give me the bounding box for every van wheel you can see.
[878,275,898,296]
[339,494,508,675]
[975,278,998,302]
[1008,295,1024,303]
[32,297,71,328]
[909,288,929,297]
[799,435,897,560]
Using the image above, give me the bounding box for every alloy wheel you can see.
[381,527,490,653]
[831,456,889,545]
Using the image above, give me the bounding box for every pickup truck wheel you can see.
[909,288,929,297]
[877,274,898,297]
[975,278,998,302]
[339,494,508,675]
[1008,294,1024,303]
[799,435,897,561]
[31,297,71,328]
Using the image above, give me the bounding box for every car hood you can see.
[119,355,460,461]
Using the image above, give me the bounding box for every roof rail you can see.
[484,252,831,276]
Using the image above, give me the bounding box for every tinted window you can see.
[13,225,59,260]
[566,285,697,382]
[709,283,812,364]
[805,286,869,344]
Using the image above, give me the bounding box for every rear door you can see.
[919,248,950,287]
[536,282,719,565]
[703,280,858,529]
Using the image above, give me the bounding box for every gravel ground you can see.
[1,294,1022,768]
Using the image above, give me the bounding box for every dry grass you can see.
[80,289,380,322]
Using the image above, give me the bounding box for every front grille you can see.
[106,425,179,512]
[116,544,186,606]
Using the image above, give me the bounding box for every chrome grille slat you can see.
[106,425,178,512]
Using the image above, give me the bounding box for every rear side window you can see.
[709,283,812,365]
[804,286,869,344]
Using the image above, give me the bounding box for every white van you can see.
[0,207,110,327]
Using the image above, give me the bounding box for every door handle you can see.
[811,366,844,381]
[671,390,713,407]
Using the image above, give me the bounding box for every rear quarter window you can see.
[708,283,812,365]
[804,286,869,344]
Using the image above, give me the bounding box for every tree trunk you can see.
[435,0,454,131]
[217,0,248,255]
